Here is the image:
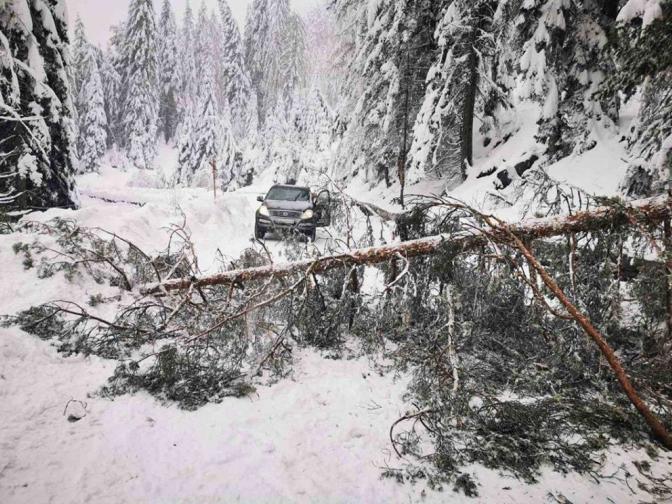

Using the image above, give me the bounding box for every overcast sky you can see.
[67,0,322,48]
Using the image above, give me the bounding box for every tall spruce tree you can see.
[122,0,159,169]
[70,15,88,139]
[178,66,235,187]
[516,0,616,161]
[195,1,211,98]
[157,0,181,143]
[217,0,258,140]
[244,0,307,126]
[612,0,672,195]
[78,45,108,173]
[100,49,121,149]
[335,0,439,186]
[280,11,307,110]
[178,0,198,137]
[102,23,126,149]
[408,0,501,185]
[0,0,78,210]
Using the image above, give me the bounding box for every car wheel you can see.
[255,223,265,240]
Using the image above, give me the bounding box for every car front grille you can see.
[270,210,302,219]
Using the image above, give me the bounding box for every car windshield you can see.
[266,187,310,202]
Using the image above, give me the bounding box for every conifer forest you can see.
[1,0,672,502]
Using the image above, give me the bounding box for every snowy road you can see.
[1,169,670,503]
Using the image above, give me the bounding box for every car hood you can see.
[264,199,313,211]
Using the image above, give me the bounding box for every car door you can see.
[314,190,331,227]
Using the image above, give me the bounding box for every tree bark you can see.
[142,196,669,294]
[665,217,672,342]
[460,37,478,180]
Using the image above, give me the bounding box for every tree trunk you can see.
[507,233,672,450]
[460,31,478,180]
[600,0,620,20]
[399,46,411,209]
[665,217,672,342]
[142,196,669,294]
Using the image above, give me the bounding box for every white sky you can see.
[66,0,322,48]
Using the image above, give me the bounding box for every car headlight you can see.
[301,209,314,220]
[259,205,270,217]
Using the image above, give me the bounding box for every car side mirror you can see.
[257,195,264,202]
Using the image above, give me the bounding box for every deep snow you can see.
[1,127,671,503]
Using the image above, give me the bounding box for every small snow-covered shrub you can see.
[128,168,163,189]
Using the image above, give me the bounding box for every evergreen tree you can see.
[178,0,198,137]
[102,23,126,149]
[244,0,307,126]
[280,11,307,110]
[78,45,108,173]
[178,67,236,188]
[157,0,181,143]
[70,15,88,138]
[100,49,122,149]
[217,0,258,140]
[335,0,439,186]
[121,0,159,169]
[408,0,501,185]
[0,0,78,210]
[516,0,616,161]
[611,1,672,195]
[195,1,212,98]
[293,88,333,154]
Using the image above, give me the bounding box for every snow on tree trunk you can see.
[334,0,439,185]
[407,0,499,187]
[516,0,615,161]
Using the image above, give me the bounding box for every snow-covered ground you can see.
[2,133,671,503]
[3,322,670,504]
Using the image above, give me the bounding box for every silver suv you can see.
[255,185,331,241]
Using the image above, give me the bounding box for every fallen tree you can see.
[488,214,672,450]
[138,194,672,450]
[142,195,670,294]
[6,193,672,484]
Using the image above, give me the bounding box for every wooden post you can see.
[211,158,217,201]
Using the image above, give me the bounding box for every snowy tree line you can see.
[331,0,672,197]
[2,0,670,212]
[72,0,323,187]
[1,0,335,212]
